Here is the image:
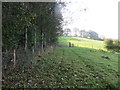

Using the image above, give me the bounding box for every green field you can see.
[58,36,105,50]
[3,36,119,88]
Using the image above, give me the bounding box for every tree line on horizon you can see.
[63,28,104,41]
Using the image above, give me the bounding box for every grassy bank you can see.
[3,36,119,88]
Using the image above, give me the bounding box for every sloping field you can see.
[58,36,105,50]
[3,36,119,88]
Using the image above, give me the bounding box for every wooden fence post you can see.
[69,42,71,47]
[13,49,16,68]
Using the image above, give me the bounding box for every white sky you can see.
[61,0,119,39]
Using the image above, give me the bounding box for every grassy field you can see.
[3,36,119,88]
[58,36,105,50]
[58,36,118,71]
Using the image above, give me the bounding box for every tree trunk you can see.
[32,46,34,58]
[25,28,28,51]
[49,37,51,46]
[34,29,36,48]
[41,32,44,53]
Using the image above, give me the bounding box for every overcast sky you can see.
[61,0,119,39]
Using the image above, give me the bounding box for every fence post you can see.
[13,49,16,68]
[72,44,74,47]
[69,42,71,47]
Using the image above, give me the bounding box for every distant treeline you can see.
[63,29,104,41]
[104,39,120,52]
